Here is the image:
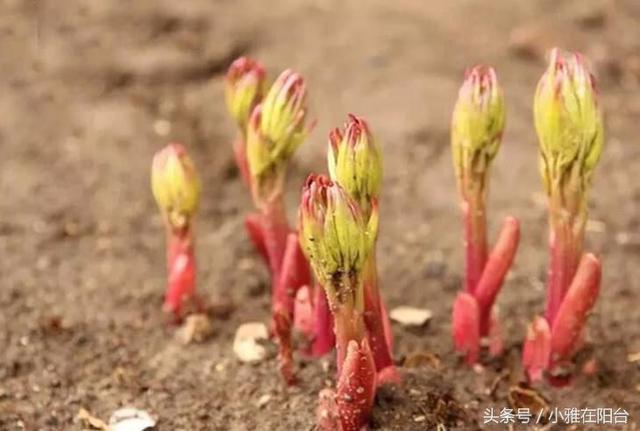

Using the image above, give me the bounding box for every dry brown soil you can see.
[1,0,639,430]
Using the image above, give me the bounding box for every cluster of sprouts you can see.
[149,47,604,429]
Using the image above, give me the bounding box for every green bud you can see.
[246,70,313,204]
[534,48,603,195]
[151,143,201,229]
[224,57,266,133]
[299,175,373,307]
[451,65,505,197]
[327,114,382,216]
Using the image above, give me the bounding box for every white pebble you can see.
[108,408,156,431]
[389,306,433,327]
[233,322,269,363]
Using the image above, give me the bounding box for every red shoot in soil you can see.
[300,175,377,431]
[293,283,336,357]
[225,60,314,384]
[450,66,520,364]
[293,285,314,340]
[151,143,201,322]
[523,48,604,384]
[328,115,397,383]
[272,232,312,383]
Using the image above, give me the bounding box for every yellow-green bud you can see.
[299,175,375,306]
[224,57,266,133]
[151,143,201,229]
[327,114,382,216]
[246,69,313,203]
[534,48,603,195]
[451,65,505,197]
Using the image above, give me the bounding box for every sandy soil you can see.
[1,0,639,430]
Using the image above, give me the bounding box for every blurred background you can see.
[1,0,639,429]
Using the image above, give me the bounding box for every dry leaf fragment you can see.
[508,384,550,416]
[76,408,109,430]
[177,313,214,344]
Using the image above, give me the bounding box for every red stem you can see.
[362,257,395,376]
[272,233,311,384]
[549,253,601,366]
[522,316,552,382]
[312,284,336,357]
[164,226,196,319]
[379,296,394,353]
[273,233,311,317]
[260,197,290,279]
[245,213,269,265]
[462,199,488,295]
[545,220,581,324]
[452,292,480,364]
[474,217,520,336]
[336,339,376,431]
[334,307,365,376]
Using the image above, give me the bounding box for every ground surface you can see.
[1,0,639,430]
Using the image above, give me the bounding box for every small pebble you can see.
[389,306,432,327]
[413,415,426,423]
[109,407,156,431]
[233,322,269,363]
[256,394,271,408]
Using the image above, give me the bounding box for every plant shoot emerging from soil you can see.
[225,59,314,384]
[299,175,377,431]
[151,143,201,321]
[523,48,603,384]
[328,114,397,382]
[450,66,520,364]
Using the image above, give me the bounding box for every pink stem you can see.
[545,220,581,324]
[273,233,311,317]
[260,198,290,279]
[462,199,488,295]
[312,284,335,357]
[271,233,311,385]
[164,227,196,320]
[293,285,315,340]
[362,259,396,379]
[272,306,296,385]
[549,253,601,367]
[379,296,394,353]
[487,312,504,357]
[522,316,551,382]
[245,213,268,265]
[335,339,376,431]
[363,294,397,383]
[334,307,365,376]
[474,216,520,336]
[452,292,480,364]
